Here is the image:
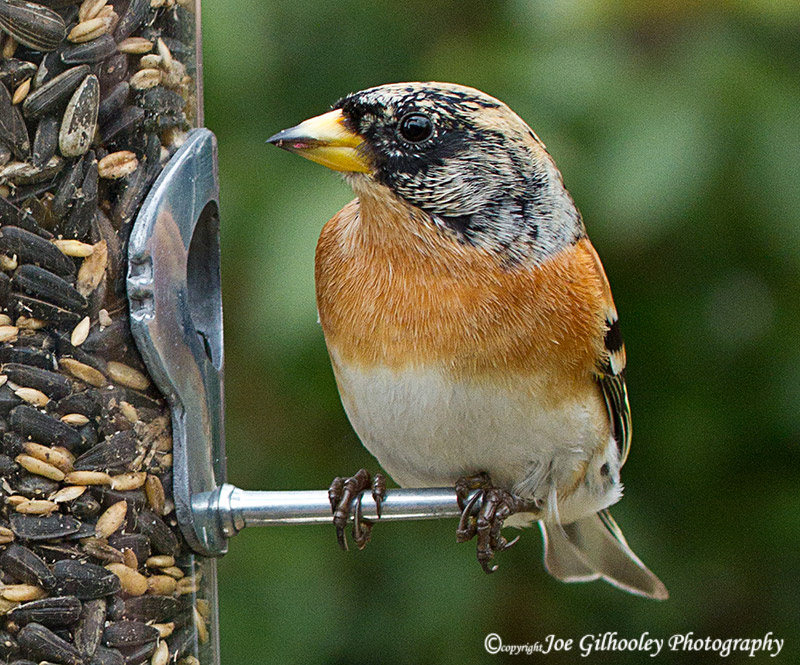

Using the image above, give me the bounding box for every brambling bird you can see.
[268,82,668,599]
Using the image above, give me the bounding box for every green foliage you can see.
[204,1,800,662]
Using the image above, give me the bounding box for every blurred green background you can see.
[201,1,800,663]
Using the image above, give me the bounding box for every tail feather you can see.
[540,510,668,600]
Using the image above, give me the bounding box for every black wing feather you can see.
[596,315,632,467]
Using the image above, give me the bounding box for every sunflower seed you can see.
[2,362,72,399]
[8,595,81,627]
[167,625,195,661]
[123,595,178,624]
[108,532,149,563]
[69,490,100,520]
[12,266,85,315]
[95,51,126,92]
[0,226,75,277]
[51,155,84,218]
[74,597,105,659]
[53,559,121,599]
[111,160,148,227]
[112,0,148,41]
[0,344,55,370]
[10,405,84,449]
[137,86,183,133]
[99,103,142,144]
[103,619,159,648]
[80,537,123,564]
[0,79,30,159]
[0,0,67,52]
[17,622,83,665]
[96,80,128,125]
[91,645,124,665]
[61,33,117,65]
[74,431,136,471]
[133,509,177,557]
[0,628,19,659]
[55,389,101,417]
[62,155,96,240]
[59,73,98,158]
[31,115,58,169]
[32,49,65,90]
[23,65,89,120]
[0,543,57,589]
[14,293,83,327]
[10,512,81,541]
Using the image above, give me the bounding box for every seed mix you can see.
[0,0,210,663]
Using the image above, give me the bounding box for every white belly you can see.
[331,352,623,525]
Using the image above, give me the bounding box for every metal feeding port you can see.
[127,128,468,558]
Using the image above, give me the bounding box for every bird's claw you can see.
[455,473,534,574]
[328,469,386,551]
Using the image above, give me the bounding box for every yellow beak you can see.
[266,109,371,173]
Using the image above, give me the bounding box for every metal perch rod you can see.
[194,484,476,538]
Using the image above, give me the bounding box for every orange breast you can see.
[315,191,607,392]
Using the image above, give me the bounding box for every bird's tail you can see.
[539,510,668,600]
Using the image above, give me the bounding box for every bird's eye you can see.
[398,113,434,143]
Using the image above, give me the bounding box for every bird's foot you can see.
[455,473,536,574]
[328,469,386,551]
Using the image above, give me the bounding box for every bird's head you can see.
[268,82,583,264]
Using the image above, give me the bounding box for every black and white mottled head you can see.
[334,82,584,264]
[270,82,586,265]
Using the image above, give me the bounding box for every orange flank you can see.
[315,187,608,387]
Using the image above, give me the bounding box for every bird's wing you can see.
[584,242,632,467]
